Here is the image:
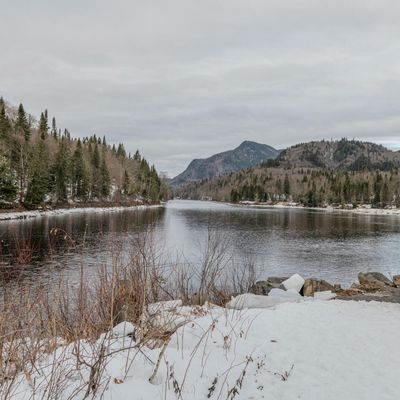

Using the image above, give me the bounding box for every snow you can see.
[313,290,336,300]
[226,292,298,309]
[282,273,305,292]
[0,204,162,221]
[9,299,400,400]
[109,322,136,338]
[233,201,400,217]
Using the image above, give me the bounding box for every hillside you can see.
[170,140,279,186]
[0,97,167,209]
[276,139,400,170]
[178,139,400,208]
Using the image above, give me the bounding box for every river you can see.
[1,200,400,287]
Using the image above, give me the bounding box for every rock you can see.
[268,288,302,300]
[249,277,288,295]
[226,292,302,310]
[281,274,305,293]
[313,291,336,300]
[358,272,395,290]
[303,278,335,297]
[337,288,365,297]
[393,275,400,287]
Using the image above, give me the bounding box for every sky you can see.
[1,0,400,177]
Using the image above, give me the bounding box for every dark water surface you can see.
[1,200,400,287]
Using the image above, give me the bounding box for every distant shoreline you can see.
[0,203,163,221]
[224,200,400,216]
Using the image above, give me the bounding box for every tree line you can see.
[179,165,400,209]
[0,98,165,209]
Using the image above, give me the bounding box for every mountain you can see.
[170,141,280,186]
[178,139,400,208]
[276,139,400,170]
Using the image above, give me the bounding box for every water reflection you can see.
[0,200,400,287]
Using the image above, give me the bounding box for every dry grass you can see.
[0,229,257,399]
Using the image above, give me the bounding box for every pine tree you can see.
[283,174,290,196]
[100,156,111,197]
[134,150,141,162]
[51,117,58,139]
[72,139,89,200]
[25,139,50,206]
[15,104,30,141]
[54,138,71,203]
[117,143,126,159]
[122,170,130,195]
[38,112,49,140]
[0,98,11,140]
[90,143,101,198]
[0,154,17,203]
[381,181,390,207]
[373,172,382,207]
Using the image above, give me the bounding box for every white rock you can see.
[110,321,136,338]
[282,274,305,293]
[313,291,336,300]
[147,299,183,315]
[268,288,302,300]
[226,293,301,310]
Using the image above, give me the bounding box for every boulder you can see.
[249,277,288,295]
[303,278,335,297]
[281,274,305,293]
[313,291,336,301]
[268,288,302,300]
[358,272,395,290]
[393,275,400,287]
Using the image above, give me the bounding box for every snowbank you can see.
[0,204,162,221]
[9,300,400,400]
[234,201,400,217]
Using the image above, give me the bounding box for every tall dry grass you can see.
[0,228,257,399]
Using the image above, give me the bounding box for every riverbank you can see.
[0,202,164,221]
[229,200,400,216]
[7,299,400,400]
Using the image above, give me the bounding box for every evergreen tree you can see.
[283,174,290,196]
[51,117,57,139]
[25,139,50,206]
[122,170,130,195]
[38,112,49,140]
[133,150,141,162]
[0,98,11,140]
[54,138,71,203]
[381,181,390,207]
[0,154,17,203]
[90,143,101,198]
[15,104,30,141]
[373,172,382,207]
[100,156,111,197]
[72,139,89,200]
[306,181,318,207]
[117,143,126,159]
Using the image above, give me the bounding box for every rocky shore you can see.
[249,271,400,304]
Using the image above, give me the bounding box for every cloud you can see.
[1,0,400,176]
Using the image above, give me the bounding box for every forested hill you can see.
[276,139,400,170]
[0,97,167,210]
[170,141,280,186]
[178,139,400,209]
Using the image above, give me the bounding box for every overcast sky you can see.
[1,0,400,176]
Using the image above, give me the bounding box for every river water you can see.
[1,200,400,287]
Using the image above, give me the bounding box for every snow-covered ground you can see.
[9,299,400,400]
[0,204,162,221]
[235,201,400,216]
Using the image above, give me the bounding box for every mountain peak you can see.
[170,141,280,187]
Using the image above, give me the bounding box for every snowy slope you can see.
[9,300,400,400]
